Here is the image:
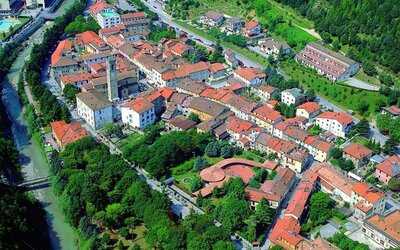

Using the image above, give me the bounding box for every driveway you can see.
[345,78,380,91]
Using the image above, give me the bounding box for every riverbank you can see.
[1,17,77,250]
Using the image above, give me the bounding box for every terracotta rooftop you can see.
[234,67,266,82]
[317,111,353,126]
[376,155,400,177]
[245,20,259,30]
[209,63,226,73]
[75,31,106,48]
[316,163,354,197]
[60,72,92,84]
[200,87,232,101]
[365,210,400,243]
[352,182,384,204]
[226,116,254,134]
[50,121,88,148]
[304,136,332,153]
[257,84,278,94]
[343,143,373,160]
[297,102,320,114]
[51,39,73,66]
[121,11,146,19]
[89,0,112,15]
[253,104,282,123]
[124,97,154,113]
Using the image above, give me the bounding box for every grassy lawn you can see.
[351,135,370,146]
[118,132,145,155]
[190,0,314,29]
[281,60,387,120]
[273,23,317,50]
[171,158,198,193]
[355,69,381,86]
[171,156,223,193]
[187,0,251,19]
[235,150,265,163]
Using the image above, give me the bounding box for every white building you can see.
[233,67,266,86]
[281,88,305,106]
[89,1,121,28]
[76,90,113,130]
[362,210,400,249]
[315,111,354,138]
[121,97,155,129]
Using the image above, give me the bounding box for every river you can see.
[1,10,77,250]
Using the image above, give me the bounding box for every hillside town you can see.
[1,0,400,249]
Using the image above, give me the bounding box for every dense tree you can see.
[349,119,370,138]
[388,177,400,192]
[278,0,400,74]
[0,184,51,249]
[275,102,296,118]
[63,84,80,104]
[64,15,100,35]
[329,232,369,250]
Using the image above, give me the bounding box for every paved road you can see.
[345,77,380,91]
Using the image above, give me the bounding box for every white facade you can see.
[76,95,113,130]
[121,105,155,129]
[281,88,305,106]
[96,8,121,28]
[315,117,349,138]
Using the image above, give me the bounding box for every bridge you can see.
[18,176,50,191]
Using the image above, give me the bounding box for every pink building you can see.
[375,155,400,184]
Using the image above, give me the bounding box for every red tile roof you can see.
[75,31,105,48]
[253,104,282,123]
[209,63,226,73]
[234,67,266,82]
[89,0,112,15]
[200,88,232,101]
[343,143,373,160]
[121,11,146,19]
[257,84,277,94]
[366,210,400,242]
[124,97,154,113]
[245,20,260,30]
[60,72,92,84]
[50,121,88,148]
[226,116,254,134]
[269,216,303,248]
[297,102,320,114]
[352,182,384,204]
[304,136,332,153]
[169,42,189,56]
[376,155,400,177]
[317,111,353,126]
[176,61,210,78]
[99,23,126,37]
[51,39,73,66]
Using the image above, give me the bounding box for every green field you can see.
[175,20,270,67]
[281,60,387,120]
[183,0,318,50]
